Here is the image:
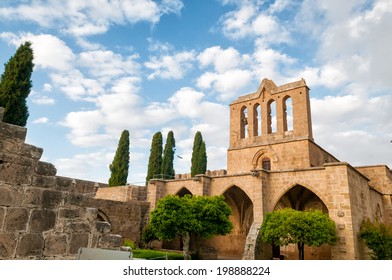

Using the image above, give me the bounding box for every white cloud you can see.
[0,32,75,71]
[32,96,56,105]
[31,117,49,124]
[145,50,196,80]
[0,0,184,37]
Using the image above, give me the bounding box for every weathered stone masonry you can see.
[0,108,149,259]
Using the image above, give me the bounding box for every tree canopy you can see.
[359,219,392,260]
[161,130,175,179]
[0,41,34,126]
[108,130,130,186]
[149,194,233,259]
[190,131,207,177]
[146,131,163,184]
[259,208,337,260]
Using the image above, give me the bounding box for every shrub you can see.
[359,219,392,260]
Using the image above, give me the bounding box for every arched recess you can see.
[176,187,192,197]
[97,209,110,224]
[201,186,254,258]
[267,99,277,134]
[253,103,261,136]
[252,148,278,170]
[271,185,331,260]
[283,96,293,132]
[240,106,249,138]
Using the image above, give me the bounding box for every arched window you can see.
[262,158,271,170]
[253,103,261,136]
[267,100,277,134]
[240,106,248,138]
[283,96,293,131]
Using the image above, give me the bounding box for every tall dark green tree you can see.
[161,131,175,179]
[0,42,34,126]
[108,130,130,187]
[146,131,163,184]
[190,131,207,177]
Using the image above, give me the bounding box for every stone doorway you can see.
[273,185,331,260]
[202,185,254,259]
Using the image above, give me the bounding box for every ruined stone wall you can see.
[0,110,145,259]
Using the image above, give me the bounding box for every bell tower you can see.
[227,78,315,174]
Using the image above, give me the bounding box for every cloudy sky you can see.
[0,0,391,184]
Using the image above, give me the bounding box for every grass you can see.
[132,249,184,260]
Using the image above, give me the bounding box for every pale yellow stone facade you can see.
[147,78,392,260]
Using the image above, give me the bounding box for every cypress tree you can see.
[108,130,130,187]
[146,131,163,184]
[161,131,175,179]
[0,41,34,126]
[190,131,207,177]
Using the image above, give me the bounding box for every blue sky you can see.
[1,0,391,185]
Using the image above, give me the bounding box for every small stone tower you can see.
[227,78,322,174]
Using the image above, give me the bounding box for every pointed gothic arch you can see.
[176,187,192,197]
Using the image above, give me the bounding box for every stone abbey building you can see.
[1,78,391,260]
[145,78,392,260]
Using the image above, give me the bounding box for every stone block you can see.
[42,189,63,209]
[56,177,73,191]
[95,221,111,234]
[22,188,42,207]
[44,235,67,256]
[0,207,4,228]
[5,208,29,231]
[30,209,56,232]
[32,175,57,188]
[65,221,91,233]
[0,122,27,142]
[37,161,57,176]
[83,207,97,223]
[20,144,43,160]
[17,234,44,257]
[58,208,80,219]
[0,187,17,206]
[66,193,87,206]
[0,233,16,259]
[69,233,89,254]
[99,234,122,248]
[0,163,33,185]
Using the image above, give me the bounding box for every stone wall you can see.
[0,109,146,259]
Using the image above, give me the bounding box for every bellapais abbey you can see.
[1,76,391,260]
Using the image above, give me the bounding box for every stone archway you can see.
[201,185,254,259]
[176,187,192,197]
[273,184,331,260]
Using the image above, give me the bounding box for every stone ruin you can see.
[0,108,149,259]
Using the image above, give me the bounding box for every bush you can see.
[359,220,392,260]
[123,238,136,249]
[132,249,184,260]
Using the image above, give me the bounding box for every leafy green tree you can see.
[146,131,163,184]
[0,41,34,126]
[149,194,233,259]
[259,208,338,260]
[161,131,175,179]
[108,130,130,186]
[359,219,392,260]
[190,131,207,177]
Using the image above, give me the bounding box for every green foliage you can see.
[359,220,392,260]
[146,131,163,184]
[259,208,337,259]
[149,194,232,259]
[161,131,175,179]
[108,130,130,186]
[141,224,157,248]
[0,41,34,126]
[190,131,207,177]
[132,249,184,260]
[123,238,136,249]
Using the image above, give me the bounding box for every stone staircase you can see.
[242,222,261,260]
